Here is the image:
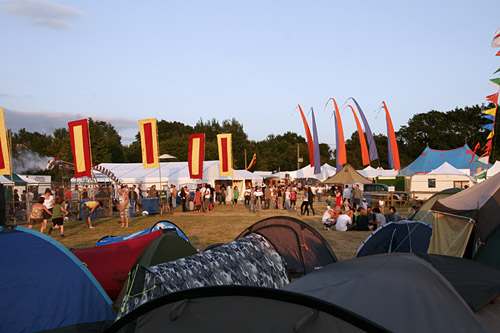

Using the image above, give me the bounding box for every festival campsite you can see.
[1,11,500,332]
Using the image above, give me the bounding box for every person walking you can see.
[28,197,52,232]
[48,197,68,237]
[41,188,54,234]
[300,189,309,216]
[307,187,316,216]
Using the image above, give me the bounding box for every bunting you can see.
[246,153,257,171]
[482,123,494,131]
[345,105,370,166]
[486,92,499,104]
[483,108,497,116]
[382,101,401,170]
[0,109,11,176]
[349,97,379,161]
[310,108,321,174]
[325,98,347,170]
[217,133,232,176]
[68,119,92,178]
[493,28,500,48]
[138,118,159,169]
[297,104,315,166]
[188,133,205,179]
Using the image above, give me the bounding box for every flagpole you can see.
[7,129,14,223]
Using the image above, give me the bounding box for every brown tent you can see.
[322,164,371,185]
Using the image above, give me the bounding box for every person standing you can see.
[244,186,251,206]
[219,185,226,205]
[203,185,211,213]
[343,185,352,206]
[300,189,309,216]
[233,186,239,204]
[264,186,271,210]
[179,187,187,212]
[41,188,54,234]
[334,186,343,210]
[253,186,263,213]
[48,197,68,237]
[290,188,297,210]
[352,184,364,208]
[117,187,130,228]
[194,188,202,212]
[307,187,316,216]
[170,185,177,209]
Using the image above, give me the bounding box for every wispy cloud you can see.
[0,0,84,29]
[3,108,138,144]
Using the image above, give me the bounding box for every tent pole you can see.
[7,129,14,223]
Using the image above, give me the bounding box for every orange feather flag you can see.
[297,104,315,166]
[346,105,370,166]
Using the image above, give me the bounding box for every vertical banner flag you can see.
[297,104,315,167]
[68,119,92,178]
[188,133,205,179]
[382,101,401,170]
[217,133,233,176]
[310,108,321,175]
[138,118,159,169]
[345,105,370,166]
[325,98,347,171]
[246,153,257,170]
[349,97,379,162]
[0,108,11,176]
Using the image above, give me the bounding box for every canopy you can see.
[358,166,398,178]
[322,164,371,185]
[428,162,468,175]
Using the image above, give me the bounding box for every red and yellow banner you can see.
[217,133,232,176]
[0,108,11,176]
[246,153,256,170]
[68,119,92,178]
[188,133,205,179]
[138,118,159,169]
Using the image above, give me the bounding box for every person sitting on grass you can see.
[335,209,354,232]
[48,197,68,237]
[28,197,52,232]
[322,208,341,230]
[82,200,101,229]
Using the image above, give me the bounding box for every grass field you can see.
[47,200,384,261]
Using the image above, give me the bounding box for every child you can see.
[28,197,52,232]
[48,197,68,237]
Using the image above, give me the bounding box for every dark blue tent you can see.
[95,220,189,246]
[357,221,432,257]
[0,226,115,332]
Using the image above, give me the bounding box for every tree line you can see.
[11,103,497,180]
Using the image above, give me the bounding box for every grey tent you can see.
[108,286,386,332]
[284,253,500,333]
[430,171,500,258]
[236,216,338,277]
[117,234,289,318]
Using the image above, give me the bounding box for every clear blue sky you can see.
[1,0,499,149]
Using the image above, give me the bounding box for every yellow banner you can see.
[191,137,200,175]
[0,109,11,176]
[138,118,159,169]
[73,125,86,172]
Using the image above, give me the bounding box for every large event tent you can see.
[399,145,486,175]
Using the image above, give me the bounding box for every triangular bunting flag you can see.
[482,123,494,131]
[486,92,499,104]
[488,130,495,140]
[483,107,497,116]
[482,114,495,121]
[492,29,500,48]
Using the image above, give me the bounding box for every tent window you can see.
[428,179,436,188]
[453,181,469,189]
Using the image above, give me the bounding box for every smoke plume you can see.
[12,150,51,174]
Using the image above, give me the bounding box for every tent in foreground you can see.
[72,229,166,300]
[429,171,500,258]
[284,253,500,333]
[108,286,385,332]
[0,226,115,332]
[356,221,432,257]
[95,220,189,246]
[236,216,338,277]
[117,234,290,318]
[322,164,371,185]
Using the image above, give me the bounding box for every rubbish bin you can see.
[143,198,159,215]
[129,200,135,217]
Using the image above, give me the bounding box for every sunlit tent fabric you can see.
[115,233,198,313]
[284,253,500,333]
[236,216,338,277]
[356,221,433,257]
[408,188,463,225]
[322,164,371,185]
[428,162,469,175]
[399,145,486,175]
[95,221,189,246]
[430,171,500,258]
[0,226,115,332]
[476,160,500,179]
[109,286,385,332]
[357,165,398,178]
[72,229,165,300]
[272,163,336,182]
[117,234,289,318]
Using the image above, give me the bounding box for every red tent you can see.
[72,229,164,300]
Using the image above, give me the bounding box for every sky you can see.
[1,0,499,150]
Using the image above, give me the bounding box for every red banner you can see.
[217,133,232,176]
[188,133,205,179]
[68,119,92,178]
